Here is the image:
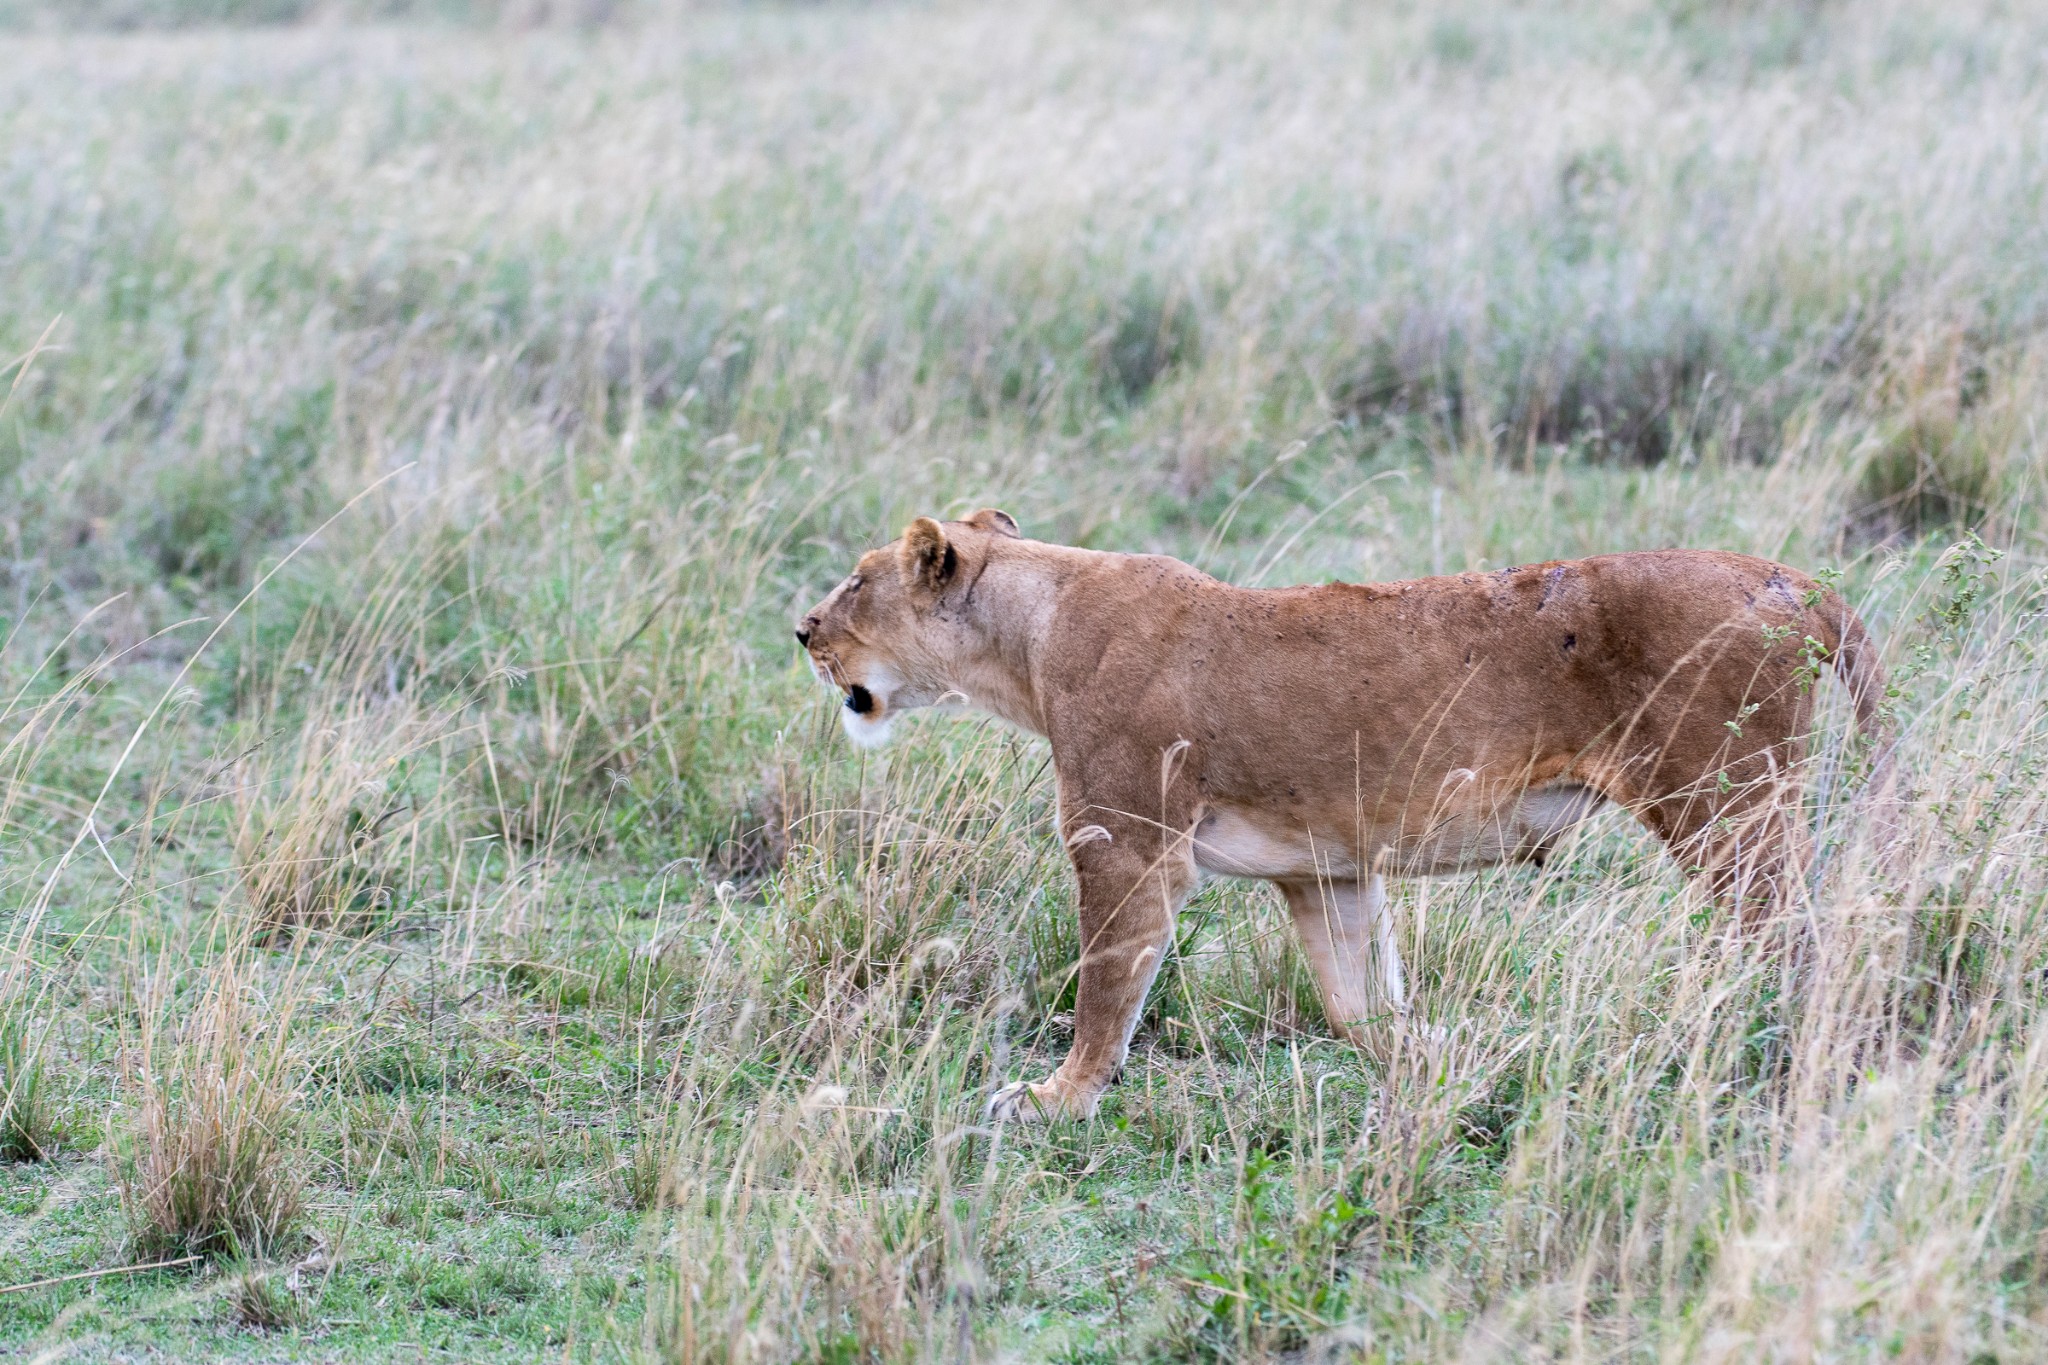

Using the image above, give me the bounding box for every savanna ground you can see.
[1,1,2047,1360]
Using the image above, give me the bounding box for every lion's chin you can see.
[840,706,896,749]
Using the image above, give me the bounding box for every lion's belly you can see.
[1191,808,1342,880]
[1193,782,1603,880]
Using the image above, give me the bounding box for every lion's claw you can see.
[986,1080,1046,1122]
[987,1078,1098,1123]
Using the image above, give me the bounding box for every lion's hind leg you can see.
[1635,763,1812,931]
[1282,875,1408,1045]
[1698,782,1811,929]
[1505,781,1605,867]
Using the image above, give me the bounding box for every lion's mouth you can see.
[845,684,876,715]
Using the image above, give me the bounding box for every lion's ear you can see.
[965,508,1021,538]
[899,517,956,596]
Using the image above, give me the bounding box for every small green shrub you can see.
[1163,1152,1377,1362]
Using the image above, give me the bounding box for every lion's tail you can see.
[1808,586,1903,854]
[1810,589,1888,743]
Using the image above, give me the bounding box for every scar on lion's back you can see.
[1326,580,1401,606]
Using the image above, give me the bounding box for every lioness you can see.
[796,510,1887,1121]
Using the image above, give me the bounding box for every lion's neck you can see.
[947,544,1081,737]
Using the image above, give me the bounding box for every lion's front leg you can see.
[990,804,1195,1123]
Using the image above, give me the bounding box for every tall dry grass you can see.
[116,932,310,1261]
[0,2,2043,1360]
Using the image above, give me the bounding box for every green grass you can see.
[1,1,2047,1359]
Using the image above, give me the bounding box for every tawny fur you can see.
[796,510,1888,1121]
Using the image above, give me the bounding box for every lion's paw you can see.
[986,1080,1048,1122]
[987,1078,1096,1123]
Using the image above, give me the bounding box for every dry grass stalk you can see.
[0,1010,53,1162]
[118,939,309,1262]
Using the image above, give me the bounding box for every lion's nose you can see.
[795,616,817,647]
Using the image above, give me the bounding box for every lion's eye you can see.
[846,575,864,592]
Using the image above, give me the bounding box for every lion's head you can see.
[795,508,1022,747]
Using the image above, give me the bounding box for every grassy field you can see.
[2,1,2047,1359]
